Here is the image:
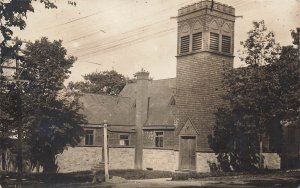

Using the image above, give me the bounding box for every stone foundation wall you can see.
[195,152,280,172]
[57,147,281,173]
[143,149,178,171]
[196,152,217,172]
[108,147,135,169]
[263,153,280,169]
[56,147,102,173]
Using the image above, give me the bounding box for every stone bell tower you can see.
[175,1,235,170]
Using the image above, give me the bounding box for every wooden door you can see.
[180,136,196,170]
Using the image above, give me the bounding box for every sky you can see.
[13,0,300,82]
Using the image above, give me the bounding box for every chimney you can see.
[134,69,149,170]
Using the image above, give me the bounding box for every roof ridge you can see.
[82,92,133,100]
[152,77,176,81]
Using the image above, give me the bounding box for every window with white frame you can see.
[119,134,129,146]
[155,132,164,147]
[85,129,94,145]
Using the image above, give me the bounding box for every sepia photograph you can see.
[0,0,299,187]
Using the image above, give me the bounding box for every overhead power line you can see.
[78,27,176,60]
[41,1,126,31]
[63,0,195,45]
[68,19,172,54]
[65,0,251,60]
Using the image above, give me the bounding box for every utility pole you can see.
[259,133,263,169]
[92,122,109,183]
[0,39,28,183]
[258,50,263,170]
[103,120,109,182]
[297,28,300,167]
[15,60,23,182]
[297,28,300,60]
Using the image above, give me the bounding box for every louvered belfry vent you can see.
[222,35,231,53]
[180,35,190,53]
[210,32,219,51]
[192,32,202,51]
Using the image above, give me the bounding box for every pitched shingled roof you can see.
[80,78,176,128]
[79,93,135,125]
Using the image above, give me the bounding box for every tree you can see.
[209,21,299,172]
[0,0,57,66]
[275,29,299,123]
[0,0,77,67]
[0,37,86,173]
[239,20,281,66]
[68,70,127,96]
[0,104,14,171]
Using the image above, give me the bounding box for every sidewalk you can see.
[0,171,299,188]
[123,171,300,188]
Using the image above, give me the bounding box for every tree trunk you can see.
[43,155,58,173]
[1,151,6,171]
[259,134,263,169]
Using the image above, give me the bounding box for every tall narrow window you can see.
[192,32,202,51]
[155,132,164,147]
[222,35,231,53]
[85,130,94,145]
[210,32,219,51]
[180,35,190,53]
[119,134,130,146]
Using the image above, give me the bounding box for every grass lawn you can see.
[0,169,173,186]
[1,169,299,187]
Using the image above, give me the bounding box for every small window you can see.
[210,32,219,51]
[119,134,129,146]
[180,35,190,53]
[85,130,94,145]
[155,132,164,147]
[222,35,231,53]
[192,32,202,51]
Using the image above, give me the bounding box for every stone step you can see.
[91,162,105,171]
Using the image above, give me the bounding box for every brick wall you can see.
[176,2,235,153]
[143,149,178,171]
[176,52,233,151]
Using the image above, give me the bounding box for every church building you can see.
[57,0,281,173]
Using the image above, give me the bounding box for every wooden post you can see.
[103,121,109,182]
